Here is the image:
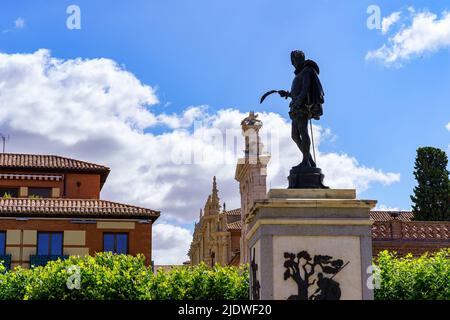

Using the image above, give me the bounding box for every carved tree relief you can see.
[283,251,349,300]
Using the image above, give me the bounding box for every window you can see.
[28,187,52,198]
[37,232,63,255]
[210,250,215,267]
[0,232,5,255]
[0,187,19,198]
[103,233,128,254]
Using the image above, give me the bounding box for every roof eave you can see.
[0,212,160,221]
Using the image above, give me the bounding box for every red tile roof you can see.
[225,208,241,216]
[0,198,159,220]
[369,211,413,222]
[0,153,109,171]
[227,220,242,231]
[0,153,110,185]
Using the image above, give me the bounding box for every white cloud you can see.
[366,9,450,66]
[14,18,25,29]
[0,49,159,145]
[157,106,206,129]
[381,11,401,34]
[2,18,25,33]
[315,152,399,191]
[374,204,402,211]
[152,223,192,265]
[0,50,401,264]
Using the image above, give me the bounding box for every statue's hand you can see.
[278,90,290,99]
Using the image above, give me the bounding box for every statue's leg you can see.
[291,118,303,153]
[298,114,311,167]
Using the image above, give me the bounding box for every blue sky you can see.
[1,1,449,262]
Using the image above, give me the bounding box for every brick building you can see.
[371,211,450,256]
[0,153,159,270]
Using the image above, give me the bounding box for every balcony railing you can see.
[0,254,12,271]
[30,255,69,267]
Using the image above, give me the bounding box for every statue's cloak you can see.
[290,59,324,120]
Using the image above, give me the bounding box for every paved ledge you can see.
[251,198,377,210]
[268,188,356,199]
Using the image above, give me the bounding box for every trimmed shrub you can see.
[374,249,450,300]
[0,264,31,300]
[146,263,248,300]
[4,249,448,300]
[0,253,249,300]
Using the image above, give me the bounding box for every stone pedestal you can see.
[247,189,376,300]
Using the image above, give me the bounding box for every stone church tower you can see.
[235,111,270,264]
[189,112,270,266]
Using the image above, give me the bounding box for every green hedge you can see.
[2,250,449,300]
[374,249,450,300]
[0,253,249,300]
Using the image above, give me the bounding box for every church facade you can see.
[188,177,241,266]
[189,112,270,266]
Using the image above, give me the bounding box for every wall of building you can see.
[65,173,101,199]
[0,178,62,190]
[0,218,152,268]
[0,171,102,199]
[0,171,63,198]
[372,220,450,257]
[230,230,240,255]
[372,240,450,257]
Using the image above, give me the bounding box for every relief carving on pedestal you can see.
[283,251,349,300]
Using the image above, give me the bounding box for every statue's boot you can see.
[293,159,311,169]
[309,154,316,168]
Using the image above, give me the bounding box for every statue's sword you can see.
[310,119,317,164]
[260,90,283,104]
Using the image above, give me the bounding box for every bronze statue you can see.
[261,50,327,188]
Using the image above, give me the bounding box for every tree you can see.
[283,251,347,300]
[411,147,450,221]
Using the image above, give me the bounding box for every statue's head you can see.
[290,50,305,69]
